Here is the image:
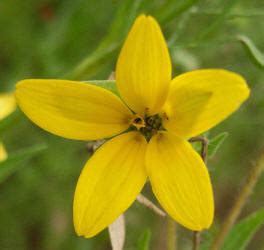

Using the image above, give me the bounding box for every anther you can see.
[131,114,146,130]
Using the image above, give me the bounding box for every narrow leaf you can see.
[0,144,47,183]
[237,35,264,68]
[208,132,228,158]
[195,0,239,41]
[0,109,20,138]
[66,0,144,80]
[157,0,199,23]
[108,214,126,250]
[137,229,151,250]
[220,208,264,250]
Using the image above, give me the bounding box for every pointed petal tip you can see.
[135,14,161,30]
[16,79,35,89]
[171,197,214,232]
[135,14,158,21]
[116,13,171,114]
[73,209,105,238]
[73,132,147,238]
[165,69,250,137]
[14,79,133,140]
[147,132,214,232]
[0,92,17,120]
[73,224,95,239]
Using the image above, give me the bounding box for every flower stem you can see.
[167,217,177,250]
[192,231,201,250]
[136,194,166,217]
[210,150,264,250]
[189,136,209,250]
[189,136,209,163]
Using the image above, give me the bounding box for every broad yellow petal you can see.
[116,15,171,115]
[16,79,133,140]
[74,132,147,237]
[0,93,16,120]
[0,142,7,162]
[163,69,250,138]
[146,132,214,231]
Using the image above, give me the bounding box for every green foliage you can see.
[0,0,263,249]
[87,80,119,96]
[137,229,151,250]
[220,208,264,250]
[0,110,20,138]
[66,0,145,80]
[191,132,228,159]
[208,132,229,158]
[238,35,264,68]
[0,144,47,183]
[194,0,240,42]
[157,0,199,23]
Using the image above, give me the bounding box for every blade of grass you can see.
[0,110,21,138]
[190,9,264,19]
[210,150,264,250]
[66,0,144,80]
[157,0,200,24]
[194,0,240,42]
[237,35,264,68]
[0,144,47,183]
[137,229,151,250]
[220,208,264,250]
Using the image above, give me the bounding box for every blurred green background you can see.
[0,0,264,249]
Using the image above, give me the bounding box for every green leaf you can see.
[86,80,119,96]
[220,207,264,250]
[0,109,21,138]
[208,132,228,158]
[66,0,144,80]
[157,0,199,23]
[137,229,151,250]
[195,0,239,42]
[190,9,264,19]
[0,144,47,183]
[237,35,264,68]
[190,132,227,159]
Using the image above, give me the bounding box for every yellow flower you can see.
[15,15,250,237]
[0,93,16,161]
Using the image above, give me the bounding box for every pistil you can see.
[130,114,165,141]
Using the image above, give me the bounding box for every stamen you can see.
[130,113,165,141]
[130,114,146,130]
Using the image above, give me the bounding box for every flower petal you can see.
[163,69,250,138]
[0,93,16,120]
[16,79,133,140]
[116,15,171,115]
[74,132,147,237]
[146,132,214,231]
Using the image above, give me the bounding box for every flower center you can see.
[130,114,165,141]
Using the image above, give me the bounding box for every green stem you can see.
[167,217,177,250]
[189,136,209,250]
[210,150,264,250]
[65,44,119,80]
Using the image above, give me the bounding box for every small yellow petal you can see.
[0,93,16,120]
[16,79,133,140]
[116,15,171,115]
[74,132,147,238]
[0,142,8,162]
[146,132,214,231]
[163,69,250,138]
